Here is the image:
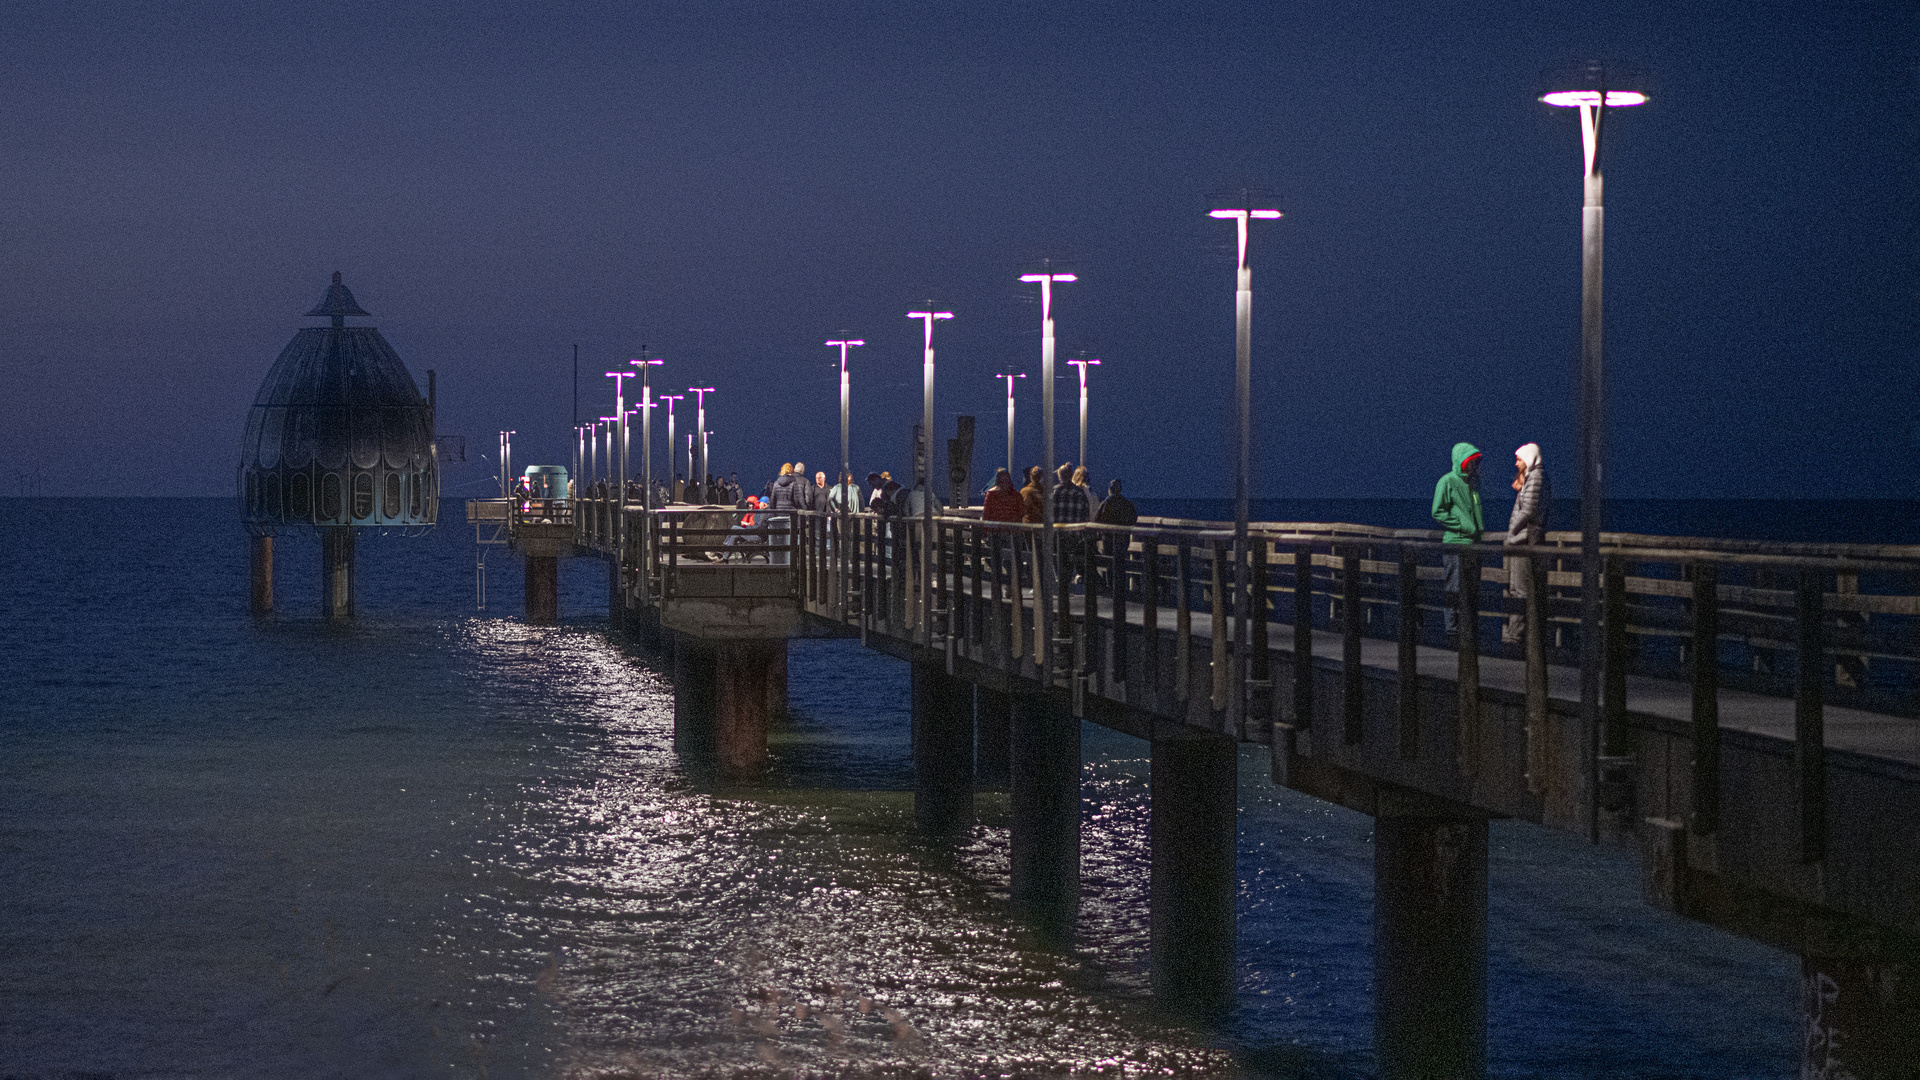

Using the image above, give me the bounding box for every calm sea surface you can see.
[7,498,1876,1078]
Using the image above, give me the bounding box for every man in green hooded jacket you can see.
[1431,441,1484,637]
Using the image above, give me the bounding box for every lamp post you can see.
[499,431,516,497]
[1543,79,1647,841]
[907,310,954,645]
[825,338,865,495]
[658,394,685,501]
[1067,356,1101,475]
[995,372,1026,476]
[688,387,715,498]
[631,357,664,508]
[1020,271,1075,676]
[573,426,584,499]
[1209,205,1283,730]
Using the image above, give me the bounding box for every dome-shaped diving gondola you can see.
[238,272,437,529]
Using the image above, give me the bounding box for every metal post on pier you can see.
[1541,72,1647,842]
[1209,205,1282,734]
[1020,270,1074,679]
[907,310,952,646]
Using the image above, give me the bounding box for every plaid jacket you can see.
[1049,481,1090,524]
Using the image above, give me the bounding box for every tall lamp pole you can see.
[995,372,1026,476]
[631,357,664,508]
[825,338,866,491]
[1209,205,1282,731]
[907,310,953,645]
[658,394,685,500]
[1543,79,1647,841]
[1067,356,1101,475]
[688,387,715,499]
[1020,270,1076,677]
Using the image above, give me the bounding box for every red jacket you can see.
[982,485,1024,525]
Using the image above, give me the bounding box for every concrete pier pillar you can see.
[768,639,789,719]
[912,659,975,835]
[1009,690,1080,946]
[1374,811,1488,1080]
[321,526,354,620]
[608,558,625,625]
[249,534,273,616]
[1802,955,1920,1079]
[525,555,558,625]
[672,633,717,755]
[975,685,1012,788]
[715,639,781,774]
[1151,734,1238,1021]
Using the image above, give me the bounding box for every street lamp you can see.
[1209,205,1283,729]
[574,425,585,498]
[825,339,866,494]
[1543,76,1647,841]
[499,430,516,497]
[907,310,954,645]
[995,372,1026,476]
[630,357,664,508]
[1067,356,1101,475]
[658,394,685,500]
[1020,270,1075,677]
[687,387,715,498]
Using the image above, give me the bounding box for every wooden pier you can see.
[480,492,1920,1078]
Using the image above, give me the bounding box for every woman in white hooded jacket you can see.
[1503,443,1549,644]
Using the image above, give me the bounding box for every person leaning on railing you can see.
[1502,443,1550,645]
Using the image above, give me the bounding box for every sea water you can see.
[3,498,1852,1078]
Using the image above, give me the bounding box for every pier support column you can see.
[975,686,1011,788]
[249,534,273,616]
[1802,955,1920,1080]
[1151,733,1238,1021]
[1009,690,1080,947]
[321,526,354,620]
[768,639,789,719]
[912,659,974,835]
[1374,810,1488,1080]
[525,555,558,625]
[608,558,626,625]
[672,633,717,755]
[715,639,781,774]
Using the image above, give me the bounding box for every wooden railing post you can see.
[1143,540,1161,713]
[1176,539,1194,717]
[1250,539,1270,729]
[1343,544,1364,745]
[1524,551,1549,794]
[1398,544,1419,760]
[1603,555,1629,756]
[1293,546,1314,736]
[1455,549,1480,771]
[1797,568,1826,864]
[1210,540,1230,716]
[1689,562,1720,834]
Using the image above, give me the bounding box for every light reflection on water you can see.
[0,501,1797,1078]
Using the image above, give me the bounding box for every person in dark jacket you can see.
[765,464,805,565]
[1018,466,1044,524]
[1502,443,1549,644]
[1094,479,1137,526]
[1431,441,1484,639]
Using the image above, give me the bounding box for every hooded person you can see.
[1502,443,1550,644]
[982,468,1023,529]
[865,472,885,514]
[1431,441,1484,638]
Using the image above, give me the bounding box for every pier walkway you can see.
[479,493,1920,1078]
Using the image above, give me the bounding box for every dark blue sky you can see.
[2,0,1913,499]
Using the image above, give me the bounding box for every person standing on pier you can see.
[829,471,863,515]
[1502,443,1549,644]
[1019,466,1044,524]
[1431,441,1485,642]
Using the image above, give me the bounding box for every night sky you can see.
[3,1,1913,500]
